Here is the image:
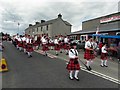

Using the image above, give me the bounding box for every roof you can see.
[83,12,120,23]
[68,28,120,35]
[25,17,72,30]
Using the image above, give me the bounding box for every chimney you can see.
[35,22,40,25]
[29,24,32,27]
[58,13,62,18]
[41,20,45,23]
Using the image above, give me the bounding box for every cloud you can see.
[0,0,119,35]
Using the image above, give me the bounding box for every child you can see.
[100,43,108,67]
[66,43,80,81]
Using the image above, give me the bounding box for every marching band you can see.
[11,33,116,81]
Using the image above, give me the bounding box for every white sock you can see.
[24,49,26,53]
[86,61,90,67]
[101,60,104,66]
[28,52,31,56]
[19,47,22,51]
[74,70,79,79]
[104,60,107,66]
[69,71,73,79]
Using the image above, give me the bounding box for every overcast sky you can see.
[0,0,119,35]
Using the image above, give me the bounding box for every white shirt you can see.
[85,41,92,49]
[59,37,62,41]
[54,39,59,44]
[69,49,78,59]
[26,38,32,44]
[42,38,47,44]
[92,42,98,49]
[34,36,37,41]
[49,39,53,43]
[18,37,22,42]
[41,36,44,41]
[64,38,69,43]
[102,46,107,53]
[22,37,26,42]
[15,35,19,40]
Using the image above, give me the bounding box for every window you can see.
[46,25,48,31]
[41,27,43,31]
[37,27,38,32]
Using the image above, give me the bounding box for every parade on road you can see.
[0,0,120,88]
[1,32,120,88]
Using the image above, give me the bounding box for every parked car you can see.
[71,40,85,50]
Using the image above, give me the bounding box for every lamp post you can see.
[18,22,20,34]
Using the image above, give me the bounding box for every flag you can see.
[96,26,99,34]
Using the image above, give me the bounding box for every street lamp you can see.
[18,22,20,34]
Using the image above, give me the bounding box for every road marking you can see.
[35,50,120,84]
[35,50,57,59]
[59,58,120,85]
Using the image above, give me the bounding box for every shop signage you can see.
[100,15,120,23]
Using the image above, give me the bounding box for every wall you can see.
[51,18,71,37]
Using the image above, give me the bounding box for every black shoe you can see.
[69,77,74,80]
[30,55,32,57]
[100,65,104,67]
[89,66,92,70]
[66,53,68,55]
[56,53,58,56]
[104,65,108,67]
[60,51,62,53]
[45,54,48,56]
[74,77,79,81]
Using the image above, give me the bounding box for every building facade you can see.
[68,12,120,45]
[25,14,72,38]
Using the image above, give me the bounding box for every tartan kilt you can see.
[84,49,95,60]
[101,53,108,60]
[54,44,60,51]
[49,43,54,47]
[33,41,38,46]
[42,44,49,51]
[22,41,27,49]
[63,43,70,50]
[66,58,80,70]
[18,41,23,47]
[59,42,64,49]
[26,44,33,52]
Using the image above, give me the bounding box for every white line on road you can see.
[35,50,120,85]
[63,58,120,85]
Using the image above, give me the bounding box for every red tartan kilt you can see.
[66,58,80,70]
[84,49,95,60]
[26,44,33,52]
[22,42,26,48]
[23,44,27,49]
[42,44,49,51]
[18,42,23,47]
[49,43,54,47]
[54,44,60,51]
[59,43,64,49]
[64,43,70,50]
[101,53,108,60]
[33,42,38,46]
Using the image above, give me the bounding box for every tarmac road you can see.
[2,41,119,88]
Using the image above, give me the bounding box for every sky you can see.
[0,0,119,35]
